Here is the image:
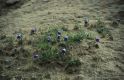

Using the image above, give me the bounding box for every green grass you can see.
[96,27,111,38]
[65,59,81,74]
[90,19,112,38]
[66,59,81,67]
[61,26,68,31]
[67,30,94,44]
[34,28,83,69]
[40,47,58,62]
[73,22,81,30]
[95,20,112,38]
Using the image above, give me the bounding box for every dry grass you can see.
[0,0,124,80]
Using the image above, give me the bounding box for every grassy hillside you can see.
[0,0,124,80]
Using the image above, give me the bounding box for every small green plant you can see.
[96,27,111,38]
[67,31,86,44]
[93,19,112,38]
[73,22,81,30]
[40,47,59,63]
[61,26,68,31]
[0,34,6,40]
[71,33,83,42]
[90,19,105,29]
[2,37,14,51]
[96,19,105,27]
[44,73,51,79]
[65,59,81,74]
[66,59,81,67]
[37,42,51,50]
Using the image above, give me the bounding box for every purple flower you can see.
[32,54,39,60]
[16,33,22,40]
[64,36,68,41]
[30,27,36,35]
[96,36,100,43]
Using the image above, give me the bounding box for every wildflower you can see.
[30,27,36,35]
[61,48,67,55]
[95,36,100,43]
[84,17,89,27]
[64,35,69,42]
[32,53,39,60]
[47,35,51,43]
[16,33,22,40]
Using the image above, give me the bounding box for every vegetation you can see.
[90,19,113,39]
[73,22,81,30]
[0,0,122,79]
[65,59,81,74]
[61,26,68,31]
[66,59,81,67]
[31,28,83,74]
[40,48,58,63]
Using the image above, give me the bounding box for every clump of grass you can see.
[0,34,6,40]
[71,33,83,42]
[73,22,81,30]
[96,24,112,39]
[1,37,14,54]
[91,19,113,39]
[44,73,51,79]
[96,27,110,38]
[67,30,92,44]
[34,27,83,69]
[37,42,51,50]
[89,19,105,29]
[61,26,68,31]
[65,59,81,74]
[66,59,81,67]
[21,63,39,72]
[58,42,67,48]
[111,19,120,27]
[34,30,59,64]
[40,48,58,63]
